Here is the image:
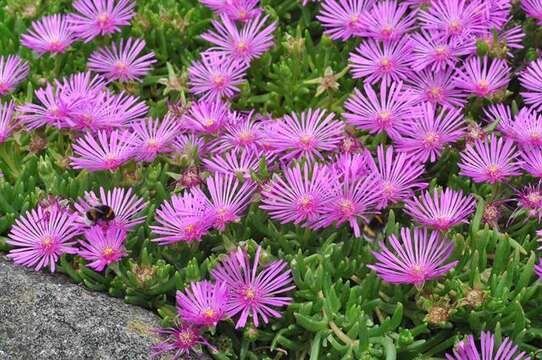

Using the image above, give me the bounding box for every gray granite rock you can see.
[0,256,210,360]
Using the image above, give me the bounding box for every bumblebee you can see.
[85,205,115,225]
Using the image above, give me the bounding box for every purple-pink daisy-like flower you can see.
[204,149,263,179]
[67,0,136,42]
[176,281,228,326]
[517,182,542,220]
[223,0,263,22]
[192,173,257,231]
[7,207,79,272]
[454,56,510,98]
[520,59,542,111]
[343,81,414,140]
[482,0,512,30]
[396,102,465,163]
[131,115,181,162]
[209,111,264,153]
[0,55,30,96]
[522,0,542,25]
[211,246,295,328]
[188,53,248,101]
[151,322,212,360]
[405,68,467,109]
[265,108,344,161]
[405,188,476,231]
[66,90,148,131]
[316,0,373,41]
[520,147,542,178]
[445,331,530,360]
[458,134,521,184]
[56,71,106,105]
[417,0,486,39]
[260,162,333,226]
[17,84,73,129]
[151,192,212,245]
[349,36,414,87]
[206,174,256,228]
[312,170,381,237]
[368,145,427,209]
[70,130,137,172]
[358,0,417,42]
[330,151,372,179]
[200,0,262,22]
[201,14,276,63]
[410,30,472,72]
[183,99,230,136]
[74,187,147,232]
[368,227,458,286]
[0,100,16,143]
[21,15,76,55]
[78,226,127,271]
[87,38,156,82]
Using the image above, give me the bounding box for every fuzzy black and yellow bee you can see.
[85,205,116,225]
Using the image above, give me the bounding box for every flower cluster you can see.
[152,246,294,358]
[7,187,146,272]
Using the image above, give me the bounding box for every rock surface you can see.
[0,256,210,360]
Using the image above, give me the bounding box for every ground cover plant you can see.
[1,0,542,358]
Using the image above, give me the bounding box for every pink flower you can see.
[312,169,381,237]
[131,115,181,162]
[21,15,76,55]
[520,147,542,178]
[261,162,334,226]
[405,188,476,231]
[368,145,427,208]
[151,322,212,360]
[446,331,530,360]
[87,38,156,82]
[454,56,510,98]
[201,14,276,63]
[192,173,257,231]
[7,207,79,272]
[396,102,465,163]
[405,68,467,109]
[417,0,486,39]
[17,84,73,129]
[368,227,458,286]
[183,99,230,136]
[70,130,137,172]
[316,0,374,41]
[522,0,542,25]
[0,55,30,96]
[74,187,148,232]
[520,59,542,111]
[176,281,228,326]
[265,108,344,161]
[343,81,414,140]
[188,53,248,100]
[410,30,472,72]
[151,192,212,245]
[204,149,264,179]
[211,246,295,328]
[458,134,521,184]
[68,0,136,42]
[0,100,16,143]
[78,226,127,271]
[349,36,414,87]
[358,0,417,42]
[209,111,264,153]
